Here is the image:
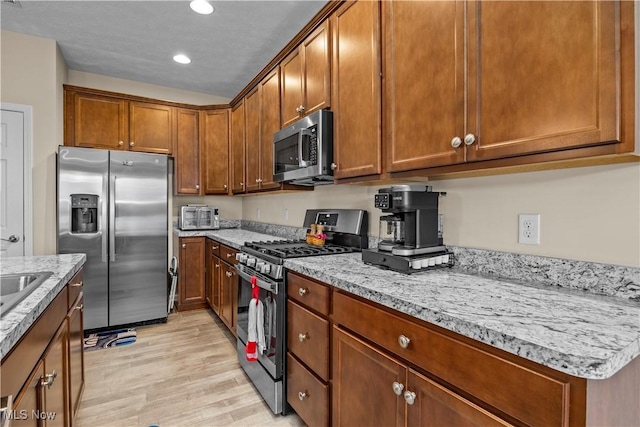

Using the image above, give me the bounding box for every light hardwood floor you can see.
[76,310,306,427]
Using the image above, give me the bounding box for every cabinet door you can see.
[219,262,236,332]
[230,102,246,194]
[129,102,174,154]
[384,0,465,172]
[259,68,281,190]
[178,237,206,310]
[42,323,68,427]
[67,295,84,421]
[244,87,261,193]
[11,360,44,427]
[280,48,304,127]
[406,369,512,427]
[205,240,214,308]
[332,327,405,427]
[201,109,229,194]
[174,108,201,195]
[129,101,173,154]
[332,0,381,179]
[211,255,221,314]
[466,1,618,162]
[67,91,128,150]
[302,20,331,117]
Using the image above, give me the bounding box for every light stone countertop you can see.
[173,228,286,249]
[0,254,86,359]
[284,253,640,380]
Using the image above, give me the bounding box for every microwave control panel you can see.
[304,125,318,166]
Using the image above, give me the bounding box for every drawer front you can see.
[67,268,84,309]
[287,353,329,427]
[220,244,237,264]
[287,272,330,316]
[287,300,330,381]
[207,238,221,257]
[333,291,570,427]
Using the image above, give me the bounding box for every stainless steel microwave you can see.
[273,109,334,186]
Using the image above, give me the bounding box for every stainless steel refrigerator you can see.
[57,146,168,330]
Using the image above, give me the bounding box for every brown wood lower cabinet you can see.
[176,237,206,311]
[1,268,85,427]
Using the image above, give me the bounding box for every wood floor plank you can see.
[75,310,305,427]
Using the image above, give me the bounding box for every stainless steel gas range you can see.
[234,209,368,415]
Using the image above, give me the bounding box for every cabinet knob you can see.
[224,184,228,189]
[41,370,57,389]
[182,244,186,249]
[330,163,337,171]
[451,136,462,148]
[75,304,84,311]
[298,391,308,401]
[398,334,411,349]
[464,133,476,146]
[212,246,219,250]
[129,141,135,147]
[215,264,220,268]
[227,253,234,258]
[225,271,233,277]
[298,287,308,296]
[298,332,309,342]
[195,184,200,190]
[118,141,124,146]
[295,105,305,114]
[392,381,404,396]
[240,182,244,187]
[255,179,260,183]
[258,178,263,183]
[404,390,416,405]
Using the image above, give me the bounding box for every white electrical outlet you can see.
[256,208,260,220]
[518,214,540,245]
[284,208,289,220]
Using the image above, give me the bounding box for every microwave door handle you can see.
[298,129,312,167]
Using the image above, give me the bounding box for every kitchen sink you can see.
[0,271,53,317]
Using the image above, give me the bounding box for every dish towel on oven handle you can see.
[246,277,266,362]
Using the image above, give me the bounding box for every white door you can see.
[0,109,26,257]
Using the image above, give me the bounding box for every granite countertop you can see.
[284,253,640,380]
[0,254,86,359]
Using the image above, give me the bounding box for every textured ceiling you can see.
[1,0,328,98]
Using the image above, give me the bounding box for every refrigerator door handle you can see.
[101,172,108,263]
[109,174,116,262]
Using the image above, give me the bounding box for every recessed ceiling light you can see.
[173,54,191,65]
[190,0,214,15]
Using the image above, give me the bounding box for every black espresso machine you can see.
[362,184,453,273]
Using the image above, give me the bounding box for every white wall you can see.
[243,162,640,268]
[1,30,68,255]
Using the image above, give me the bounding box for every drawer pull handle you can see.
[298,333,309,342]
[298,287,308,296]
[41,370,57,389]
[71,281,83,288]
[212,246,219,250]
[398,335,411,349]
[404,390,416,405]
[75,304,84,311]
[392,381,404,396]
[298,391,308,401]
[215,264,220,268]
[227,253,234,258]
[225,271,233,277]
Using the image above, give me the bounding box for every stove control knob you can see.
[239,254,248,264]
[256,261,265,272]
[235,253,242,262]
[247,257,256,267]
[262,264,271,274]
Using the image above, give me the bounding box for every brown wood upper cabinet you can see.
[331,0,381,180]
[281,20,331,128]
[201,109,230,195]
[174,108,200,195]
[384,0,621,173]
[245,69,282,193]
[65,87,173,155]
[230,101,246,194]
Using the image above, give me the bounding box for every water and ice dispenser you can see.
[71,194,98,233]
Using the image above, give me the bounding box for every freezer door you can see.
[57,146,109,329]
[109,151,168,325]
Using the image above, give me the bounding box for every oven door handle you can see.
[235,265,278,294]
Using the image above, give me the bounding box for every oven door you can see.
[235,265,284,380]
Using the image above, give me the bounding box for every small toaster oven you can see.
[178,205,219,230]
